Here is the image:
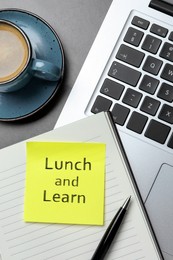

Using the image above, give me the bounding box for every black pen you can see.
[91,196,131,260]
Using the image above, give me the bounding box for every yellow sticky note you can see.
[24,142,106,225]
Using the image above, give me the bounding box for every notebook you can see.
[55,1,173,259]
[0,112,162,259]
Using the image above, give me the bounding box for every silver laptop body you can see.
[56,1,173,259]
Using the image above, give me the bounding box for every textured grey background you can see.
[0,0,112,149]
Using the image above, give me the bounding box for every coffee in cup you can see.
[0,21,29,83]
[0,20,60,92]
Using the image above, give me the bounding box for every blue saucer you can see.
[0,9,64,121]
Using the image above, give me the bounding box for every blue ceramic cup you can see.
[0,19,61,92]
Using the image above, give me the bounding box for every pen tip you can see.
[122,196,131,209]
[128,195,131,201]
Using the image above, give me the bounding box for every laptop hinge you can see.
[149,0,173,16]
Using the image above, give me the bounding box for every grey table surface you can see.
[0,0,112,149]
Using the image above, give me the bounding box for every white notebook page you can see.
[0,112,162,259]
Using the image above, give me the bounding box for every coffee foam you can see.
[0,22,29,83]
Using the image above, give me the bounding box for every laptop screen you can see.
[161,0,173,5]
[150,0,173,15]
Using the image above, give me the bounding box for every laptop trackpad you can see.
[145,163,173,259]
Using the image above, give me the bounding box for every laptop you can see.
[56,0,173,259]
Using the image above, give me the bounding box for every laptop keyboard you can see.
[89,11,173,149]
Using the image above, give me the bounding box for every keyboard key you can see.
[168,31,173,41]
[140,96,160,116]
[122,88,142,108]
[132,16,150,30]
[160,42,173,62]
[111,104,130,126]
[108,61,141,86]
[116,44,144,67]
[143,56,163,75]
[150,23,168,37]
[158,104,173,124]
[142,35,162,54]
[167,133,173,148]
[126,111,148,134]
[100,78,124,100]
[157,82,173,102]
[139,75,159,94]
[124,27,144,47]
[145,119,170,144]
[161,63,173,83]
[91,96,112,114]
